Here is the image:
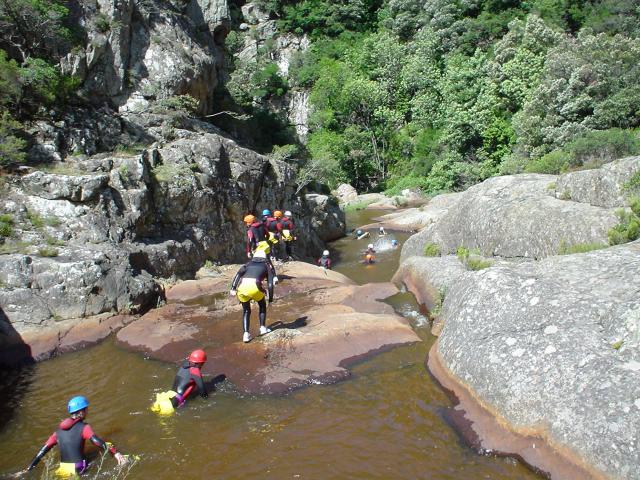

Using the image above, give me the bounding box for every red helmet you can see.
[188,349,207,364]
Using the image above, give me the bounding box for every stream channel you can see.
[0,209,541,479]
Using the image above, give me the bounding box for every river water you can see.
[0,209,541,479]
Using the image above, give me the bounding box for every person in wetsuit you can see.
[263,209,282,260]
[317,250,332,269]
[171,349,208,408]
[277,210,296,261]
[230,249,275,343]
[25,396,127,476]
[244,214,270,259]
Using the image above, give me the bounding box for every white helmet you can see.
[323,250,329,256]
[284,210,292,217]
[368,243,373,249]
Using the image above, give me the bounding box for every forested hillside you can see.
[244,0,640,193]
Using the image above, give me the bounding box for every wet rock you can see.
[401,174,619,260]
[554,156,640,208]
[116,263,420,394]
[434,240,640,480]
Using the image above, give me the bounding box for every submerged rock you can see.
[116,262,420,394]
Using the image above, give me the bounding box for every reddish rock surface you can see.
[116,262,420,394]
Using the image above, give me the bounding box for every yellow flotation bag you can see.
[255,240,271,254]
[282,229,293,242]
[56,463,78,477]
[151,390,178,415]
[268,231,279,245]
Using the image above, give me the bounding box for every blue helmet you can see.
[67,395,89,413]
[356,229,363,235]
[262,209,271,216]
[391,239,398,246]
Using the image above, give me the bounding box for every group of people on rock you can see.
[244,209,296,263]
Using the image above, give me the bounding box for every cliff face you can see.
[62,0,230,114]
[0,0,346,362]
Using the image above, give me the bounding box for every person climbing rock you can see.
[230,249,275,343]
[25,396,127,476]
[278,210,296,261]
[244,214,270,259]
[317,250,332,270]
[150,350,208,415]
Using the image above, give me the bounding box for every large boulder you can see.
[554,156,640,208]
[430,240,640,480]
[401,174,619,261]
[116,263,419,394]
[334,184,358,204]
[304,194,346,242]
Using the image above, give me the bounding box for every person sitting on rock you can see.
[25,396,127,476]
[317,250,332,270]
[230,249,275,343]
[277,210,296,261]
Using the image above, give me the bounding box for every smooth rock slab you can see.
[117,266,420,394]
[436,240,640,480]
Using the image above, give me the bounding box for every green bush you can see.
[467,257,493,270]
[157,95,199,114]
[608,207,640,245]
[525,150,571,174]
[37,246,59,257]
[45,235,65,246]
[423,243,440,256]
[0,111,26,166]
[557,240,607,255]
[456,246,470,263]
[27,210,44,229]
[0,216,14,237]
[251,63,288,99]
[565,129,640,169]
[624,171,640,193]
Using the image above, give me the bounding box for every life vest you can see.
[319,256,330,268]
[56,419,85,464]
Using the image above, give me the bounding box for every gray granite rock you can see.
[555,156,640,208]
[437,240,640,480]
[401,174,618,260]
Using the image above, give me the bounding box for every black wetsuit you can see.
[231,258,275,332]
[172,361,207,405]
[27,418,117,472]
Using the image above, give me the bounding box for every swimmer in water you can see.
[25,396,127,476]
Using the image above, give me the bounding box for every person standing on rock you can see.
[317,250,332,270]
[264,209,282,260]
[244,214,270,258]
[25,396,128,476]
[230,249,275,343]
[278,210,296,261]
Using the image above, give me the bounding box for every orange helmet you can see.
[273,210,283,218]
[243,214,256,225]
[188,349,207,363]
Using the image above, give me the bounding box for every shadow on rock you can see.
[269,316,308,331]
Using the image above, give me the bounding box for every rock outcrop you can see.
[61,0,230,113]
[116,261,420,394]
[401,174,621,261]
[431,240,640,480]
[0,130,344,362]
[390,159,640,479]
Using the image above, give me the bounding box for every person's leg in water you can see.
[242,301,252,342]
[258,298,270,335]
